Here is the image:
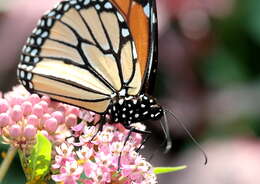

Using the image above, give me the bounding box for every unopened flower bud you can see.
[41,96,51,104]
[27,114,39,127]
[44,118,58,133]
[0,99,9,113]
[32,104,44,118]
[39,101,48,113]
[0,113,11,127]
[68,107,80,116]
[65,114,77,128]
[11,105,23,121]
[9,124,22,138]
[52,111,64,124]
[21,101,32,116]
[24,124,37,139]
[28,94,41,105]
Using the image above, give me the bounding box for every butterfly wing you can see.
[110,0,158,94]
[17,0,142,113]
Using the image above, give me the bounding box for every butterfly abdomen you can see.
[108,94,163,125]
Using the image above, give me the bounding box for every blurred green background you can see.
[0,0,260,183]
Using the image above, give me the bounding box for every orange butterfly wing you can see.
[110,0,158,94]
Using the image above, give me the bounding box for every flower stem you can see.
[0,146,17,182]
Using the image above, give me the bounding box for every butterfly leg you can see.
[117,126,151,171]
[136,130,151,153]
[90,115,106,141]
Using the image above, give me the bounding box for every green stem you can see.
[0,146,17,182]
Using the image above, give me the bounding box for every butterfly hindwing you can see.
[18,0,142,113]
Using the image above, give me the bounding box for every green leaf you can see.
[153,166,187,175]
[25,133,52,183]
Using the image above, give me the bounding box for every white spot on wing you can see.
[95,4,101,10]
[56,14,62,19]
[36,29,42,35]
[152,11,156,24]
[143,3,150,17]
[104,2,112,9]
[17,69,20,78]
[48,11,56,17]
[47,18,52,27]
[56,4,63,11]
[119,89,126,96]
[117,12,124,22]
[30,49,38,56]
[27,73,32,80]
[63,4,70,11]
[122,28,129,37]
[34,57,40,63]
[24,56,30,63]
[26,38,30,44]
[132,43,137,59]
[36,20,41,26]
[26,47,31,53]
[40,20,45,27]
[75,5,81,10]
[22,45,27,52]
[70,0,77,5]
[20,65,27,69]
[20,71,25,78]
[26,66,34,71]
[41,31,48,38]
[32,28,37,34]
[29,82,33,89]
[84,0,90,5]
[37,37,43,45]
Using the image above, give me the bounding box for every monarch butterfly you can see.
[17,0,172,150]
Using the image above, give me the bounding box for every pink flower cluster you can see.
[0,85,83,151]
[52,123,157,184]
[0,85,157,183]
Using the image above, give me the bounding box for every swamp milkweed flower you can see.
[52,123,157,184]
[0,85,157,184]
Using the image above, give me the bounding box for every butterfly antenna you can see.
[160,110,172,153]
[164,109,208,165]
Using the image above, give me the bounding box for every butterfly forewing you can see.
[110,0,158,94]
[18,0,142,113]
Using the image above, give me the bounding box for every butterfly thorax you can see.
[108,94,163,125]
